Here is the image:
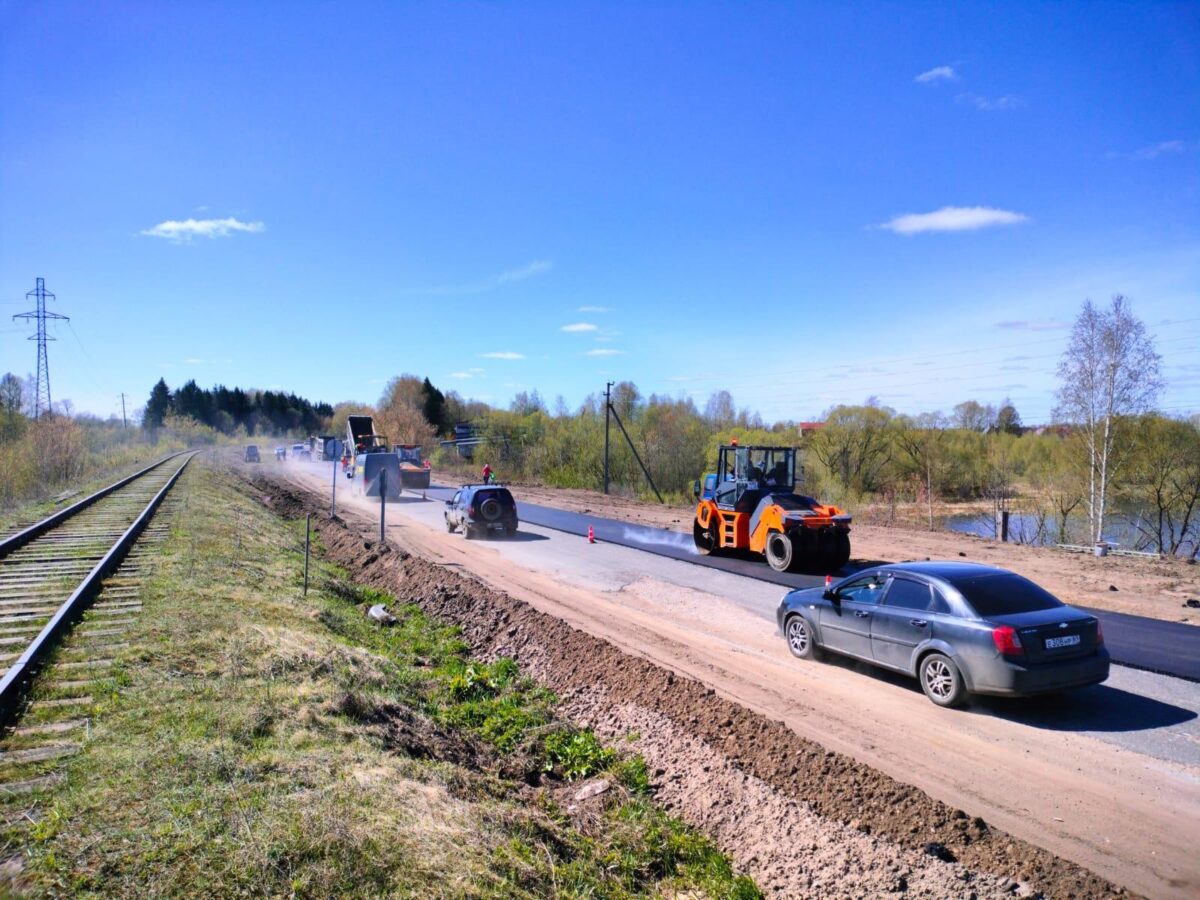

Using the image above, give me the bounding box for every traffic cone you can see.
[587,525,595,544]
[825,574,833,588]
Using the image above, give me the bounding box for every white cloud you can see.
[1107,140,1188,161]
[497,259,553,284]
[996,319,1068,331]
[480,351,525,360]
[422,260,553,295]
[468,367,485,374]
[875,206,1029,235]
[915,65,957,84]
[448,372,473,379]
[585,348,624,357]
[561,322,598,333]
[956,92,1023,111]
[142,217,264,242]
[577,305,611,313]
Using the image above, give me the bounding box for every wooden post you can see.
[303,513,311,595]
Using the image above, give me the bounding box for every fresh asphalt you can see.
[429,484,1200,683]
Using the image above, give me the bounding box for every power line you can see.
[12,277,68,419]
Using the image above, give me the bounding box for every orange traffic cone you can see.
[588,525,595,544]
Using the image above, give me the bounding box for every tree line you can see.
[142,378,334,437]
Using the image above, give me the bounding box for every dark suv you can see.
[445,485,518,538]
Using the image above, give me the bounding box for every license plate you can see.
[1045,634,1081,649]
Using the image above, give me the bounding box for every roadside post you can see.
[303,513,311,596]
[379,468,387,543]
[331,456,337,518]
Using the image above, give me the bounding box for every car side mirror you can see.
[823,589,838,601]
[444,499,454,506]
[693,479,701,500]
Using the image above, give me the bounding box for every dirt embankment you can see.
[449,474,1199,626]
[255,474,1128,899]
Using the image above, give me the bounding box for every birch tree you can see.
[895,412,949,528]
[1054,295,1162,543]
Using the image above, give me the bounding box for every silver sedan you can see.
[776,561,1110,707]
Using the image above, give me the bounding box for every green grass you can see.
[0,464,759,899]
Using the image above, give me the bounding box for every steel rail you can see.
[0,452,195,724]
[0,451,188,560]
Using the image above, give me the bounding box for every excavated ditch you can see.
[255,475,1128,899]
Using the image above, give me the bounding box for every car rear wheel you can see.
[505,523,517,537]
[463,525,476,540]
[785,615,822,660]
[919,653,967,708]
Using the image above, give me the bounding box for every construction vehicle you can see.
[344,414,432,492]
[353,450,402,499]
[346,415,389,455]
[395,444,432,489]
[312,435,342,461]
[692,441,852,573]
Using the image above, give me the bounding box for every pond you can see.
[943,506,1197,557]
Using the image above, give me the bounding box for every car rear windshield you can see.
[949,573,1064,617]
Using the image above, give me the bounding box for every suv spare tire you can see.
[479,497,503,521]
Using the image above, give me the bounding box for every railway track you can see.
[0,452,194,797]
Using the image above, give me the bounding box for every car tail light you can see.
[1095,620,1104,645]
[991,625,1024,656]
[468,505,476,517]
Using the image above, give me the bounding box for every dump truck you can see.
[353,451,402,499]
[312,435,342,461]
[395,444,432,489]
[344,415,431,493]
[692,441,851,573]
[346,415,389,455]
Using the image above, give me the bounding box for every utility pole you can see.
[13,278,68,419]
[603,381,613,494]
[120,393,128,429]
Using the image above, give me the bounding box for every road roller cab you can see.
[693,442,851,573]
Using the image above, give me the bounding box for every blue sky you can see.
[2,1,1197,424]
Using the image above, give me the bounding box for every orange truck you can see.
[692,441,851,573]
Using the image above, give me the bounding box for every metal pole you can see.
[303,513,311,596]
[379,468,387,543]
[603,381,613,494]
[331,456,337,518]
[120,393,127,429]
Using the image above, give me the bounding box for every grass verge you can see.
[0,461,758,898]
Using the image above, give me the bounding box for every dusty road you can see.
[282,459,1200,899]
